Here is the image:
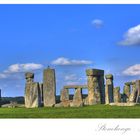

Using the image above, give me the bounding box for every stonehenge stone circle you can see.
[24,67,140,108]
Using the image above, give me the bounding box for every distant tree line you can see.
[1,96,25,105]
[1,94,88,105]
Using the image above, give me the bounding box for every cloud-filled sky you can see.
[1,4,140,97]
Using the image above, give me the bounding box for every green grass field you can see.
[1,105,140,118]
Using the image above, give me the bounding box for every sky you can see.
[0,4,140,97]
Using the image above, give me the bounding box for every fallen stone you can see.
[109,102,136,106]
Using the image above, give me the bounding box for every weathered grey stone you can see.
[125,82,132,86]
[25,72,34,108]
[109,102,136,106]
[43,67,56,107]
[105,74,113,80]
[99,76,105,104]
[31,82,41,108]
[114,87,121,103]
[87,76,100,105]
[86,69,104,76]
[123,84,130,98]
[105,74,114,104]
[64,85,87,89]
[25,82,41,108]
[25,72,34,83]
[2,104,25,108]
[86,69,104,105]
[129,81,137,103]
[54,103,63,107]
[72,88,83,107]
[61,100,71,107]
[83,97,89,105]
[25,72,41,108]
[60,88,69,102]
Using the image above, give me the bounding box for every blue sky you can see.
[1,4,140,97]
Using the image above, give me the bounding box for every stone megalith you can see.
[60,88,70,107]
[60,88,69,102]
[105,74,114,104]
[25,72,34,108]
[99,75,105,104]
[114,87,121,103]
[30,82,41,108]
[25,72,41,108]
[43,67,56,107]
[123,82,131,99]
[129,81,137,103]
[71,88,83,107]
[86,69,104,105]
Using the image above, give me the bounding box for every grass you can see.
[0,104,140,118]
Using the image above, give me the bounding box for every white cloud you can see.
[123,64,140,76]
[0,63,43,79]
[4,63,43,73]
[119,24,140,46]
[51,57,92,66]
[92,19,103,28]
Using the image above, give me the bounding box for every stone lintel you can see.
[64,85,87,89]
[125,81,136,86]
[125,82,133,86]
[86,69,104,76]
[105,74,113,80]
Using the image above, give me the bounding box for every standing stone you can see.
[86,69,104,105]
[43,67,56,107]
[105,74,114,104]
[30,82,41,108]
[25,72,34,108]
[60,88,70,107]
[60,88,69,102]
[124,82,131,98]
[114,87,121,103]
[25,72,41,108]
[99,76,105,104]
[71,88,83,107]
[129,81,137,103]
